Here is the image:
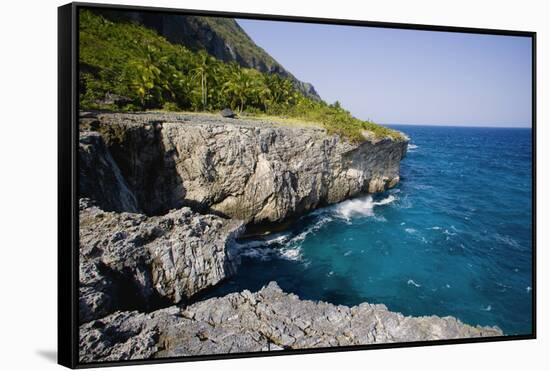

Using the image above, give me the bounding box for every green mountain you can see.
[93,9,320,100]
[79,10,401,141]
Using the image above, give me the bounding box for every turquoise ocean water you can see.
[205,125,533,335]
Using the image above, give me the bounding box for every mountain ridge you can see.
[93,9,321,100]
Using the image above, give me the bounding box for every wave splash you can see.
[234,215,333,262]
[334,195,396,221]
[234,194,397,262]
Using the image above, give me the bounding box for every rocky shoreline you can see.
[78,112,502,362]
[80,281,502,362]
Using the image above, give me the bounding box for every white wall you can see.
[0,0,545,369]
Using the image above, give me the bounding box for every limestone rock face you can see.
[79,131,139,213]
[79,282,502,362]
[84,112,408,223]
[78,200,244,323]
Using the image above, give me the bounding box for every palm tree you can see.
[223,68,255,113]
[264,75,296,107]
[130,46,162,107]
[191,51,213,110]
[257,83,272,111]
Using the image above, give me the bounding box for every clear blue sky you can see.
[237,19,532,127]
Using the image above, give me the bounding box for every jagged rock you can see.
[79,260,116,324]
[79,282,503,362]
[82,112,408,223]
[220,108,236,118]
[78,201,244,323]
[79,311,161,362]
[79,131,139,213]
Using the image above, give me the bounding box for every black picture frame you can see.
[58,2,537,368]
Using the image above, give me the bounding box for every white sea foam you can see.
[291,215,333,243]
[407,279,421,287]
[334,196,375,220]
[405,228,417,234]
[482,305,492,312]
[408,144,419,152]
[334,195,397,221]
[237,247,273,261]
[234,214,334,263]
[374,195,397,206]
[234,192,398,263]
[280,247,301,261]
[235,243,302,262]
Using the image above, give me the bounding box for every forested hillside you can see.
[79,10,401,141]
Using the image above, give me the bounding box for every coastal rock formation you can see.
[79,200,243,323]
[79,282,502,362]
[81,112,408,224]
[76,111,504,363]
[79,131,139,213]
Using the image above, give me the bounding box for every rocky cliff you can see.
[78,111,407,322]
[80,112,408,224]
[79,282,502,362]
[77,111,503,363]
[79,199,243,323]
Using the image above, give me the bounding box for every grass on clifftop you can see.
[79,10,403,142]
[251,101,403,141]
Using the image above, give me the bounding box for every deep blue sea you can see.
[206,125,533,335]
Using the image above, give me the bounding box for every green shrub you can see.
[162,102,180,112]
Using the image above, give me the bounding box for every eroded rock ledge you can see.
[80,281,502,362]
[79,200,243,323]
[80,112,408,223]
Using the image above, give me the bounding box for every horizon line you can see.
[383,122,532,129]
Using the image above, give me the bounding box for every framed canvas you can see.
[58,2,536,368]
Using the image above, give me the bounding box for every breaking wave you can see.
[233,194,397,262]
[234,215,334,262]
[408,144,419,152]
[334,195,397,221]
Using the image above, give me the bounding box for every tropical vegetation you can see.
[79,10,402,141]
